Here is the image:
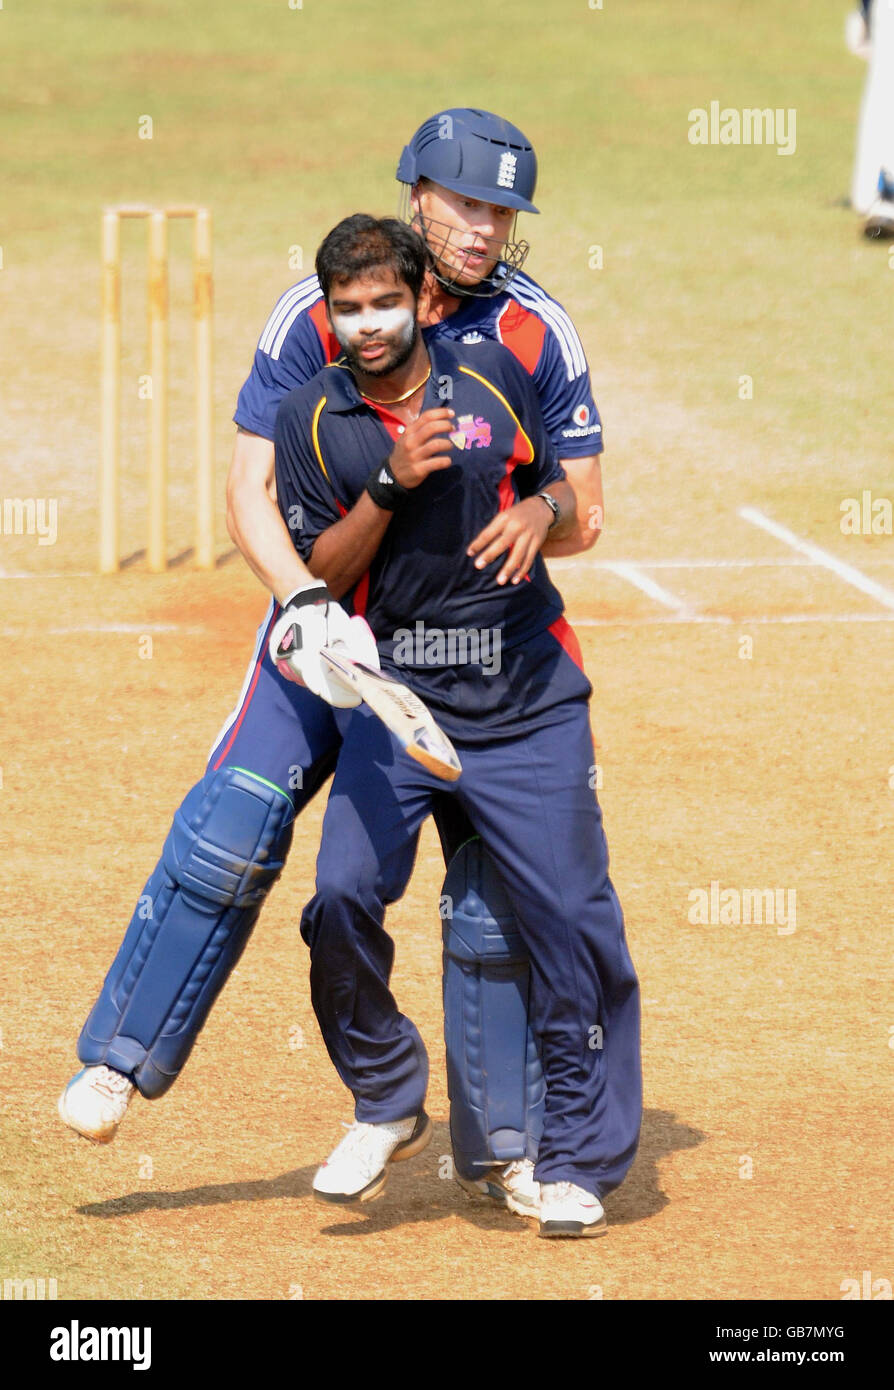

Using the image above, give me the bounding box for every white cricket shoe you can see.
[456,1158,540,1218]
[312,1111,432,1204]
[538,1181,607,1238]
[58,1065,135,1143]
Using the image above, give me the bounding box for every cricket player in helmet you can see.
[60,107,612,1228]
[396,107,538,296]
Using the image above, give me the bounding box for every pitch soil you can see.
[1,564,891,1301]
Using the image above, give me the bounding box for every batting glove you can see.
[269,581,380,707]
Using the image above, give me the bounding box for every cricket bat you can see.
[319,645,462,782]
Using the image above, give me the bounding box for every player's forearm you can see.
[542,514,598,557]
[541,455,604,557]
[226,429,315,602]
[227,473,315,601]
[307,494,392,600]
[538,479,578,545]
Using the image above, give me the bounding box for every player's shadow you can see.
[604,1106,705,1228]
[315,1106,704,1236]
[75,1107,703,1233]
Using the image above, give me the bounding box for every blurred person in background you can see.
[847,0,894,237]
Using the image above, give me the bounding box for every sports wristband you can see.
[366,459,411,511]
[281,580,332,611]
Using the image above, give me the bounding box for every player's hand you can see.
[467,497,553,586]
[269,581,380,707]
[387,408,456,489]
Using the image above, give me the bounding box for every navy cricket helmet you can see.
[396,108,539,214]
[396,108,539,296]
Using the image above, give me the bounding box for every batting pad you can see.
[441,838,545,1179]
[78,766,294,1097]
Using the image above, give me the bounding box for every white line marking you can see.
[6,557,894,580]
[739,507,894,611]
[0,623,206,637]
[549,554,894,572]
[602,557,815,569]
[602,561,693,615]
[3,614,891,641]
[0,571,96,580]
[570,612,894,627]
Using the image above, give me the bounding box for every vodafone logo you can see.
[561,404,601,440]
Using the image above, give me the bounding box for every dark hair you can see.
[315,214,427,303]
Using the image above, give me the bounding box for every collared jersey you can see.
[273,338,567,664]
[236,269,603,457]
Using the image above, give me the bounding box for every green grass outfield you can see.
[1,0,891,571]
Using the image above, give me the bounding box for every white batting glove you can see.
[269,581,380,708]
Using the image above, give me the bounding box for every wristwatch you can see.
[536,490,561,529]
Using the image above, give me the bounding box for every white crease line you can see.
[2,614,892,642]
[549,555,816,571]
[602,557,815,569]
[739,507,894,612]
[551,555,894,572]
[6,556,894,580]
[0,623,206,637]
[588,556,894,570]
[602,561,694,615]
[570,612,894,627]
[0,571,95,579]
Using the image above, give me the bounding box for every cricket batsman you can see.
[60,109,609,1219]
[274,214,641,1236]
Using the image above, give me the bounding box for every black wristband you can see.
[281,581,332,611]
[366,459,411,511]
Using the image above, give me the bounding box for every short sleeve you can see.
[234,282,329,440]
[531,316,604,460]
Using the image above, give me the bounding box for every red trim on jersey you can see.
[309,299,342,363]
[212,609,278,770]
[548,615,584,670]
[353,571,370,617]
[331,493,370,612]
[497,470,515,513]
[496,422,535,512]
[496,300,547,375]
[361,397,404,442]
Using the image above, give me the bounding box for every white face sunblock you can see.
[330,305,415,346]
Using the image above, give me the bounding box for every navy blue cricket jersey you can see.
[275,336,566,652]
[274,338,589,741]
